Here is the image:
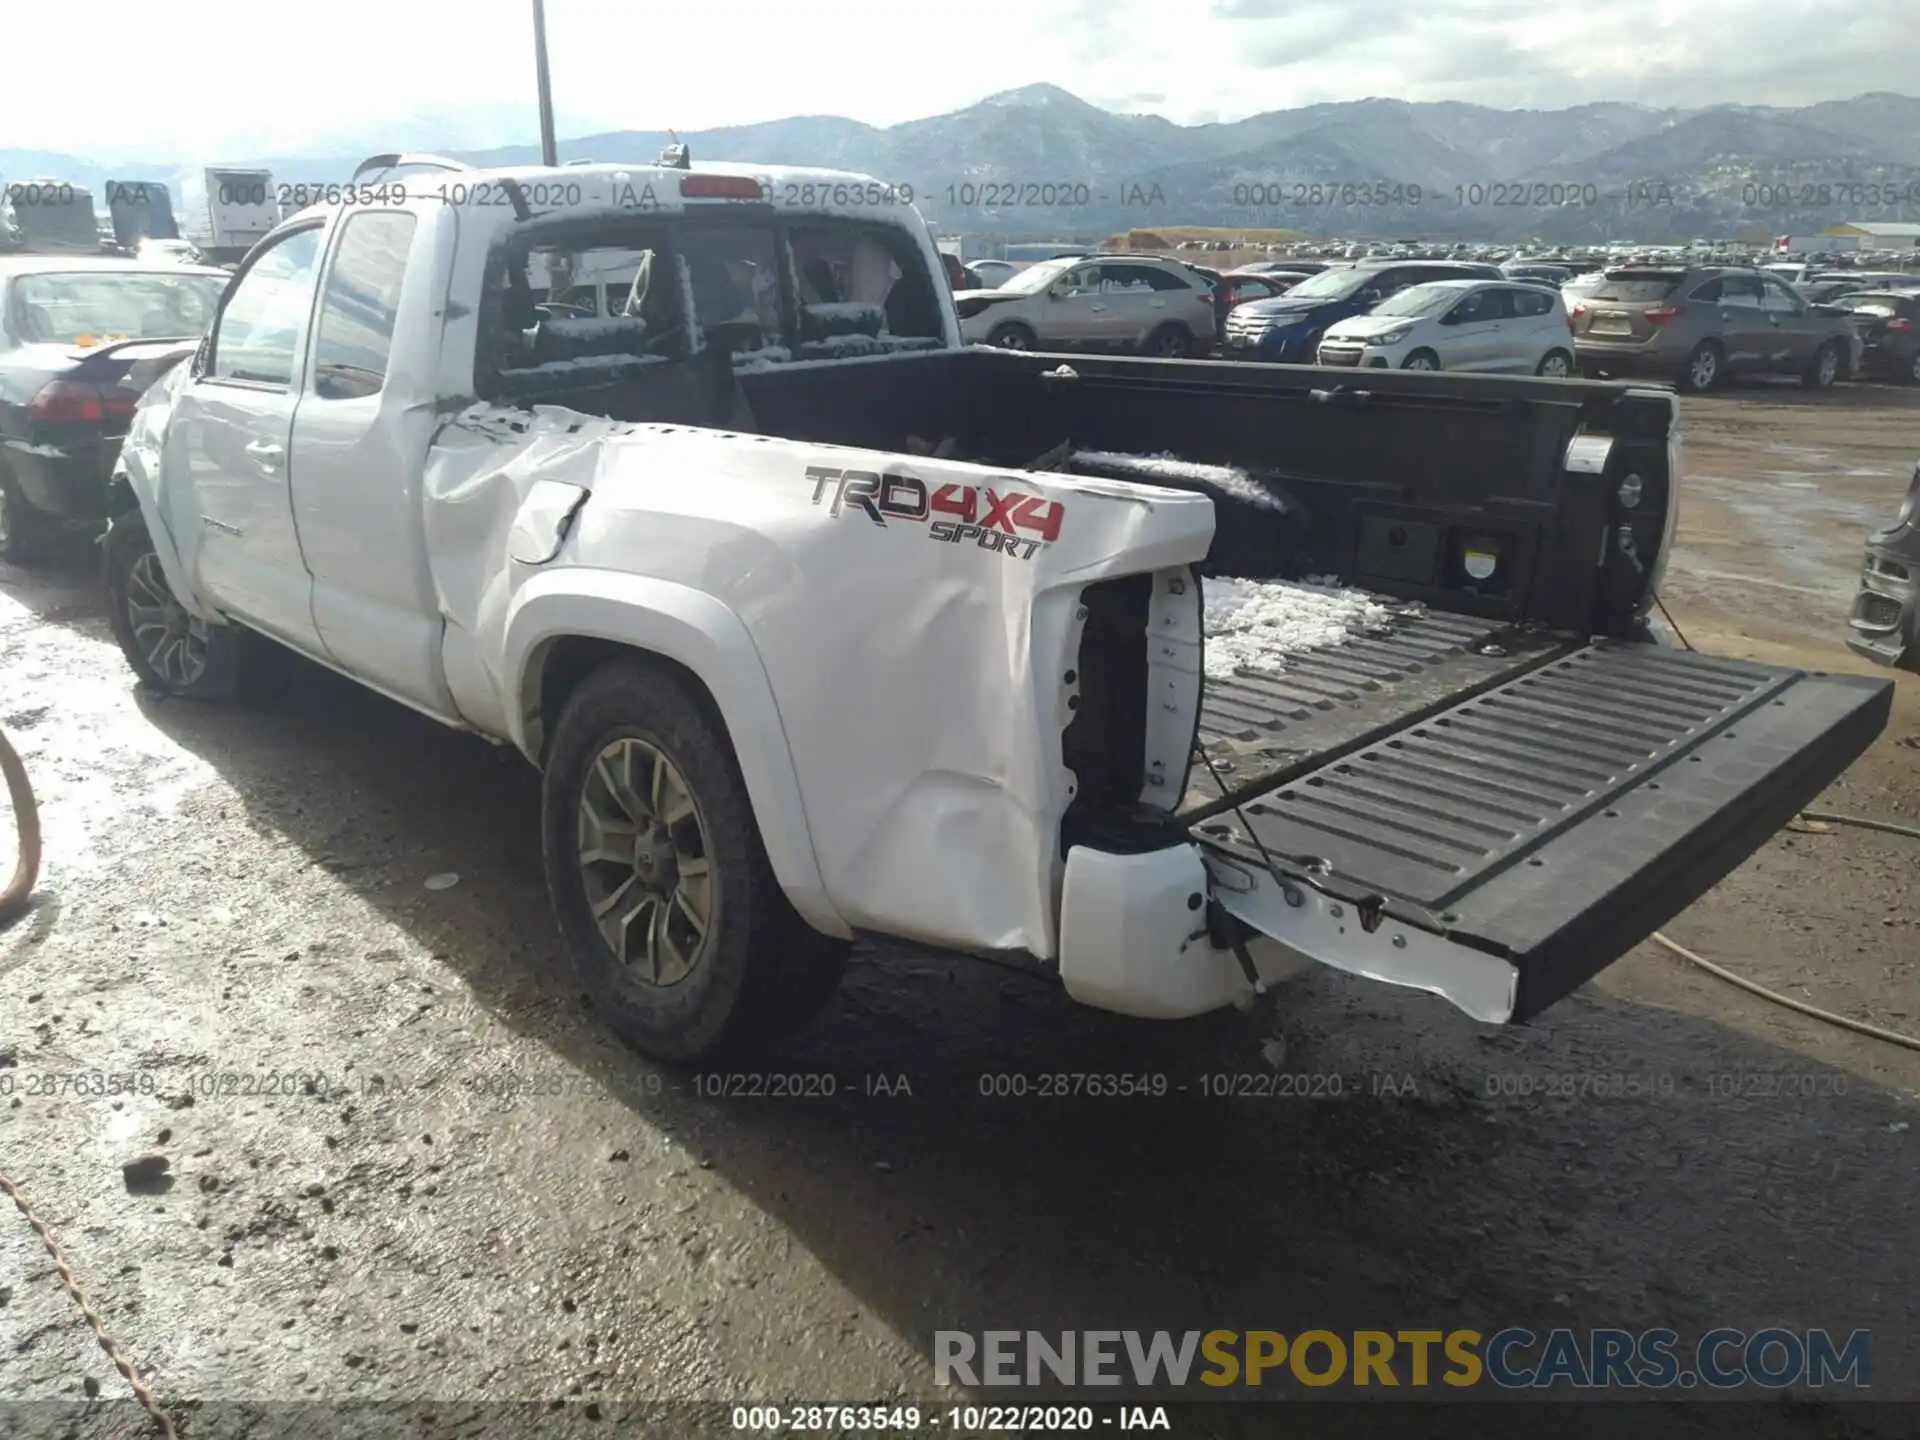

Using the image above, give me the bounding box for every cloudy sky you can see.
[2,0,1912,160]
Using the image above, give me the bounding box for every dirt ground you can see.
[3,379,1919,1438]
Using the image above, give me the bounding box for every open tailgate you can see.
[1191,641,1892,1022]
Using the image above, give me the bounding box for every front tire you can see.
[1402,349,1439,371]
[104,509,254,699]
[541,658,848,1063]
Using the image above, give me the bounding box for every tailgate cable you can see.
[1189,741,1389,995]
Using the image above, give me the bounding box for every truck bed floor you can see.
[1183,595,1573,818]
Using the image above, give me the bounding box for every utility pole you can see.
[531,0,558,166]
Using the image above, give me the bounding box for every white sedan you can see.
[1315,279,1577,375]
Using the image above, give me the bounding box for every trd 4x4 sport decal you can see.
[805,465,1064,560]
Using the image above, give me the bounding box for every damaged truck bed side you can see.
[104,155,1892,1061]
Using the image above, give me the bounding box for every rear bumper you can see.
[1847,536,1920,670]
[1574,340,1677,376]
[0,436,118,520]
[1857,341,1920,381]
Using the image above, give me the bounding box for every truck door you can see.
[287,207,457,716]
[166,221,328,652]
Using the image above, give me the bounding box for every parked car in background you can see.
[1848,456,1920,670]
[956,253,1216,356]
[966,258,1018,288]
[1503,263,1574,287]
[1219,260,1500,362]
[1797,277,1876,306]
[939,251,967,289]
[0,255,228,559]
[1238,259,1338,277]
[1572,266,1857,393]
[1210,270,1297,333]
[1827,290,1920,385]
[1317,279,1575,375]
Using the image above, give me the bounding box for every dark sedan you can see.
[1827,290,1920,385]
[0,257,226,561]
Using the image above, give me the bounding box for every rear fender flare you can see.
[503,569,851,941]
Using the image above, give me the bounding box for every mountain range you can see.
[7,85,1920,244]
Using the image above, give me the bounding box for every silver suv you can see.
[956,254,1218,357]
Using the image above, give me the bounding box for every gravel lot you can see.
[3,380,1918,1437]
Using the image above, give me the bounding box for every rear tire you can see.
[1801,340,1843,391]
[104,509,267,700]
[986,322,1037,351]
[1144,324,1192,358]
[1907,350,1920,386]
[1535,349,1573,378]
[541,657,848,1063]
[1677,341,1723,393]
[1402,349,1439,371]
[0,467,58,565]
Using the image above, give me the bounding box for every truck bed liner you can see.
[1190,642,1891,1019]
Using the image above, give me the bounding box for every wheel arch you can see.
[505,570,851,941]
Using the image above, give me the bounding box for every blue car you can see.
[1219,261,1501,362]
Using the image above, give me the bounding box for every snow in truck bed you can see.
[1202,577,1398,680]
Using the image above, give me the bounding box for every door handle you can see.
[245,441,284,463]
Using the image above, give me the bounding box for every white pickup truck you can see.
[105,152,1892,1062]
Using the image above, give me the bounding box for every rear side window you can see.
[1103,264,1187,292]
[1593,272,1684,303]
[312,211,417,400]
[1509,287,1553,318]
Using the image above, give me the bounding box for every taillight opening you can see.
[28,378,134,425]
[1886,317,1913,332]
[1642,305,1684,326]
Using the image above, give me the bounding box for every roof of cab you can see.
[376,160,919,216]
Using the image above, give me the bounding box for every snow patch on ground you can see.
[1203,577,1396,679]
[1071,451,1287,511]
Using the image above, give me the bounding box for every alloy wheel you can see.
[1690,349,1718,389]
[576,736,716,986]
[1539,352,1571,378]
[124,552,210,687]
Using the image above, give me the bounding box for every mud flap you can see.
[1195,641,1893,1022]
